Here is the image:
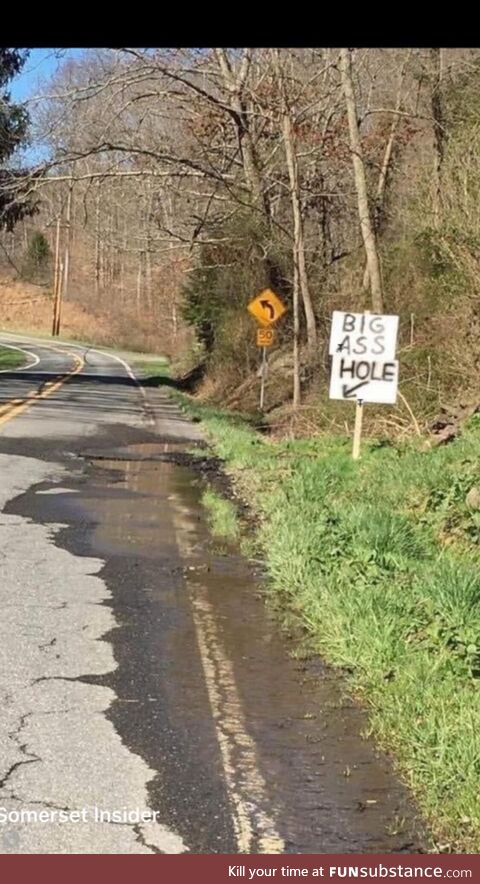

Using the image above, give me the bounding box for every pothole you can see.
[78,442,225,481]
[79,441,210,464]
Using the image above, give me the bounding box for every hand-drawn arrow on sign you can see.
[342,381,369,398]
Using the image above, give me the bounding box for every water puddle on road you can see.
[9,442,427,854]
[81,447,426,855]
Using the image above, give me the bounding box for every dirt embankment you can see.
[0,275,187,354]
[0,277,118,344]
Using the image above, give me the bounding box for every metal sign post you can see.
[259,347,268,410]
[247,289,287,413]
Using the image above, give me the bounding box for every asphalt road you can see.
[0,333,425,855]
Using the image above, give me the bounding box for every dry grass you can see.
[0,276,184,354]
[0,278,114,343]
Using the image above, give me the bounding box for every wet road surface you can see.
[0,333,426,853]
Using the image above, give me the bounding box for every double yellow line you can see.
[0,347,85,428]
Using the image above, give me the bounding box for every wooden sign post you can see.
[352,398,364,460]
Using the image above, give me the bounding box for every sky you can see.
[10,48,85,102]
[9,49,86,164]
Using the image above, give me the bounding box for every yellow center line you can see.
[0,348,85,428]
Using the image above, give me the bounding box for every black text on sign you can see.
[329,311,399,361]
[329,355,399,404]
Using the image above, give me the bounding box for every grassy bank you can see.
[132,356,170,380]
[0,344,28,369]
[202,488,240,541]
[177,394,480,852]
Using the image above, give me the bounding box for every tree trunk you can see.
[94,185,101,296]
[215,49,266,215]
[145,182,153,311]
[57,179,73,335]
[292,257,301,408]
[282,112,317,351]
[145,249,152,311]
[215,48,284,295]
[172,302,178,342]
[136,252,144,317]
[271,49,317,361]
[340,48,384,313]
[363,52,410,290]
[120,218,127,302]
[430,48,445,228]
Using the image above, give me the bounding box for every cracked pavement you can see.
[0,333,426,856]
[0,337,194,853]
[0,480,185,851]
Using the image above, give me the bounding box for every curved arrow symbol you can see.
[342,381,369,399]
[260,299,274,320]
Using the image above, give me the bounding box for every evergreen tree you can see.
[0,49,37,231]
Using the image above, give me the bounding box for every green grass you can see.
[0,345,28,369]
[0,326,169,365]
[175,393,480,852]
[133,357,170,379]
[202,488,240,541]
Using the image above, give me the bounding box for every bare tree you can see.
[340,48,384,313]
[430,48,446,228]
[272,49,317,361]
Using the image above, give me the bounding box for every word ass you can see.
[329,311,398,360]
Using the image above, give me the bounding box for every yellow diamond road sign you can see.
[247,289,286,327]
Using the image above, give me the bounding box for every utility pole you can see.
[55,178,73,337]
[52,216,62,337]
